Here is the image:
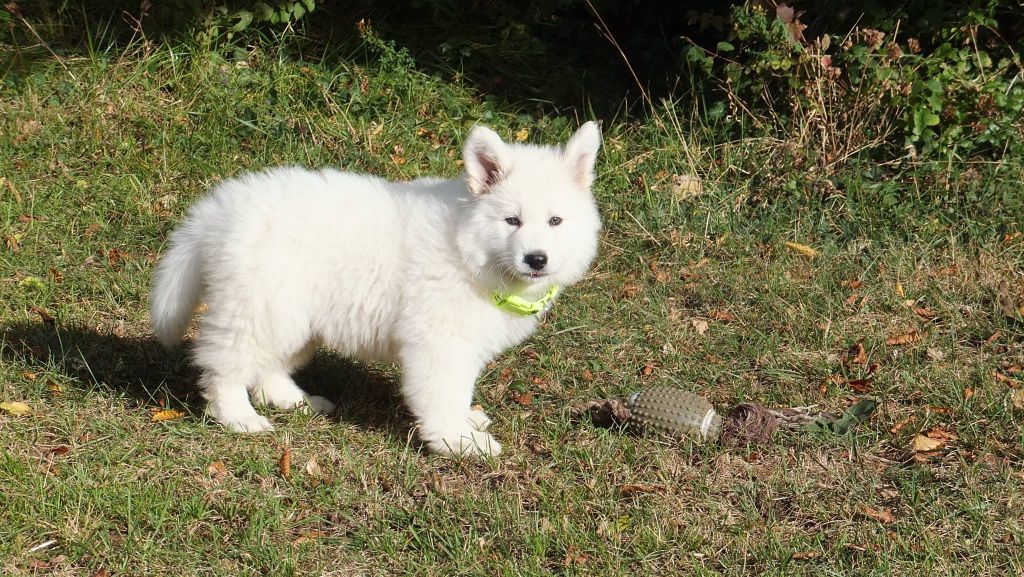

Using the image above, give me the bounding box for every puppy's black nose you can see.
[524,252,548,271]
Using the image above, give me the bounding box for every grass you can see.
[3,18,1024,577]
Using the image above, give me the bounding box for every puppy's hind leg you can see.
[200,370,274,433]
[250,341,336,415]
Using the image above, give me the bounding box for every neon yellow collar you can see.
[491,285,560,316]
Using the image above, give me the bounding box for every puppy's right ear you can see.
[463,125,510,195]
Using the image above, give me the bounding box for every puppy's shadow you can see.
[0,321,409,439]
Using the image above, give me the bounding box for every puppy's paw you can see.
[467,409,493,431]
[207,400,274,433]
[251,378,305,409]
[427,429,503,458]
[219,412,274,433]
[303,395,336,415]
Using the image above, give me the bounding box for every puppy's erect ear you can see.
[563,121,602,190]
[463,125,510,195]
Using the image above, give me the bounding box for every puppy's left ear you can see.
[563,121,602,189]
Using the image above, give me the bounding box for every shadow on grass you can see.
[0,321,410,440]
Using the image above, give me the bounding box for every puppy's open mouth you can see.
[517,270,549,281]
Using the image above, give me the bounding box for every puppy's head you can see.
[457,122,602,294]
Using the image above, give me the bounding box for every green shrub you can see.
[683,2,1024,164]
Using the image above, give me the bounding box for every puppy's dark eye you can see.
[549,216,563,226]
[505,216,522,227]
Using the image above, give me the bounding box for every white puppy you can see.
[149,122,602,456]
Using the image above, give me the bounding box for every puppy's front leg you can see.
[399,346,501,457]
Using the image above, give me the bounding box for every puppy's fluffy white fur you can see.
[149,122,602,456]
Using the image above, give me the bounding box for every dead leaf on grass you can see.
[279,446,292,479]
[992,370,1020,388]
[847,378,873,393]
[151,409,185,422]
[791,551,821,561]
[862,506,894,524]
[889,415,916,434]
[840,279,863,289]
[619,284,641,299]
[886,330,921,346]
[671,173,703,200]
[925,347,946,362]
[784,241,818,259]
[692,319,709,335]
[0,401,32,415]
[911,434,945,453]
[208,461,228,479]
[618,483,665,497]
[291,529,325,545]
[708,309,736,322]
[1011,389,1024,411]
[913,307,937,320]
[511,390,534,406]
[304,454,323,479]
[997,280,1018,318]
[563,545,588,567]
[847,342,868,365]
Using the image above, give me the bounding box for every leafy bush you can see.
[683,2,1024,165]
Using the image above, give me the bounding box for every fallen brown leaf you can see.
[895,281,905,297]
[964,387,975,400]
[791,551,821,561]
[783,241,818,259]
[1011,389,1024,411]
[847,378,873,393]
[279,446,292,479]
[692,319,709,335]
[913,307,937,320]
[619,284,641,299]
[208,460,228,479]
[50,445,70,456]
[151,409,184,422]
[862,506,894,524]
[581,369,594,382]
[886,330,921,346]
[511,391,533,406]
[847,342,868,365]
[911,434,945,452]
[997,280,1018,318]
[639,363,656,378]
[291,529,325,545]
[563,545,588,566]
[889,415,916,435]
[30,305,55,327]
[304,454,323,479]
[708,309,736,322]
[0,401,31,415]
[840,279,864,289]
[618,483,665,497]
[924,426,958,441]
[993,370,1020,388]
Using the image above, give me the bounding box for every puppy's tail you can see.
[149,221,204,349]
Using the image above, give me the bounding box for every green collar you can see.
[491,285,560,317]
